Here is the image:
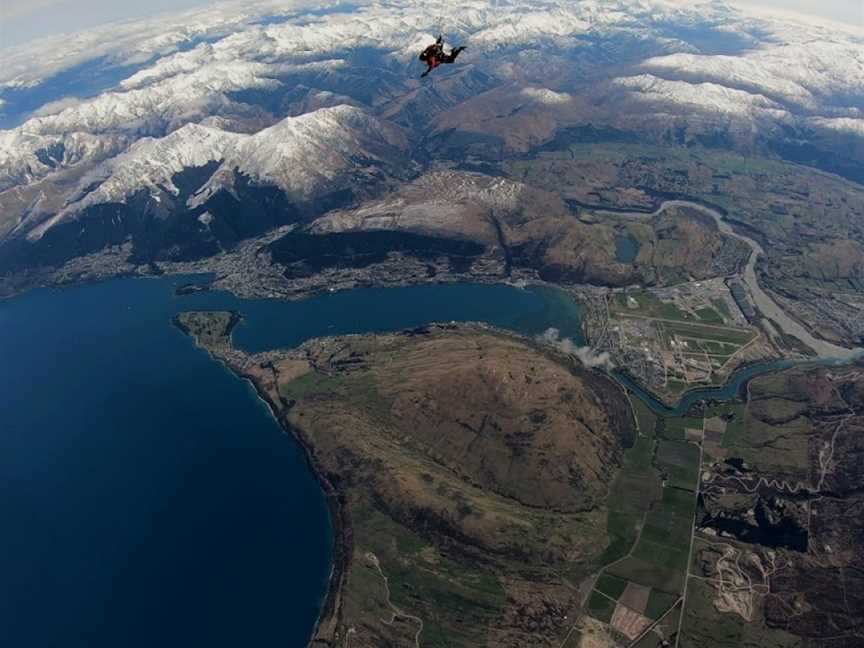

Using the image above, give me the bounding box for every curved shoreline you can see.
[177,276,864,647]
[172,313,348,646]
[241,374,349,647]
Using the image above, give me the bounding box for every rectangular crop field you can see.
[661,417,703,441]
[656,440,700,491]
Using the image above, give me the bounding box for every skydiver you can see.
[419,35,466,78]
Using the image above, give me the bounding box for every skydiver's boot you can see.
[441,47,465,64]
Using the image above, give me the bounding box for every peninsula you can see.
[175,311,636,647]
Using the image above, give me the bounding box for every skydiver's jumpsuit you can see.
[419,36,465,77]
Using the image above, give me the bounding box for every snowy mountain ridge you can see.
[58,105,406,219]
[0,0,862,277]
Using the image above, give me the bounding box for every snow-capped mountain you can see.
[0,130,129,193]
[61,123,240,215]
[0,104,411,276]
[225,105,409,197]
[0,0,862,282]
[635,41,864,112]
[61,105,407,215]
[610,74,790,120]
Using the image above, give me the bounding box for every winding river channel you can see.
[597,200,863,361]
[3,200,860,644]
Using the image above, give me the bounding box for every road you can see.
[595,200,862,361]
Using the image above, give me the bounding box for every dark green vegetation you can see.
[645,590,678,621]
[505,142,864,346]
[269,229,486,277]
[656,440,700,491]
[595,573,629,600]
[587,401,702,638]
[608,484,696,594]
[680,365,864,648]
[174,310,240,350]
[587,590,617,625]
[178,314,637,648]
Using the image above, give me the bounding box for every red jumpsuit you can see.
[419,38,464,77]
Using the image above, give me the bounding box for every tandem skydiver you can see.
[419,35,466,78]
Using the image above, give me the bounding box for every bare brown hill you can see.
[271,169,748,291]
[176,313,636,648]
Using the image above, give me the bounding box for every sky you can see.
[731,0,863,26]
[0,0,221,47]
[0,0,861,48]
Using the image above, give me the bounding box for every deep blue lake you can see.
[0,276,583,647]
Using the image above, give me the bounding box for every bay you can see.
[0,276,581,647]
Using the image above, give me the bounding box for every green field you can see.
[661,321,755,346]
[711,298,733,320]
[600,400,663,567]
[656,440,701,491]
[606,555,685,594]
[613,291,735,328]
[604,461,698,592]
[593,408,703,628]
[645,589,679,620]
[595,573,628,600]
[631,396,658,437]
[587,590,616,623]
[716,404,746,446]
[695,306,724,324]
[614,292,692,321]
[661,417,703,440]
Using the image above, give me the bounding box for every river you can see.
[1,264,855,646]
[595,199,863,361]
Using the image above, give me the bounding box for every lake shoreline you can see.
[1,277,334,646]
[171,312,349,645]
[243,373,350,646]
[174,312,637,646]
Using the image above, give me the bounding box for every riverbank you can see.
[589,199,863,361]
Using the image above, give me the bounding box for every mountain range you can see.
[0,0,862,285]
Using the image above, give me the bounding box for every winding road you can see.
[595,199,862,361]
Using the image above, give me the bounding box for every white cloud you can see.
[31,97,83,117]
[0,0,65,20]
[0,0,247,47]
[730,0,864,27]
[809,116,864,137]
[537,328,614,369]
